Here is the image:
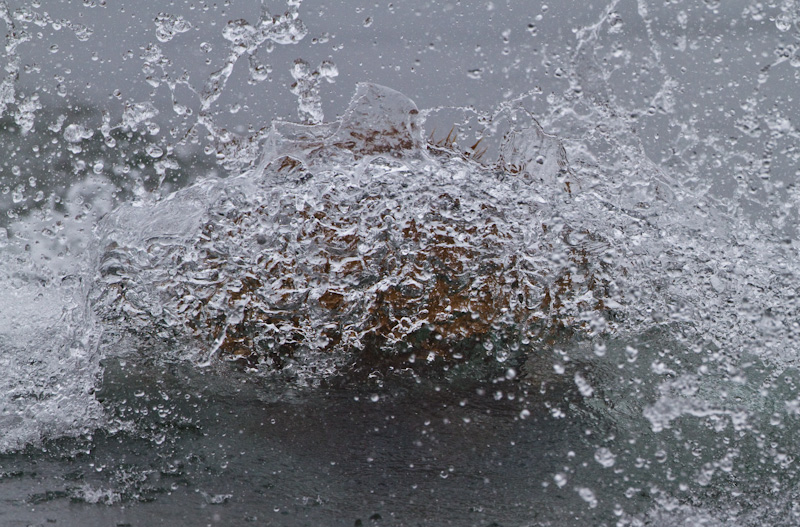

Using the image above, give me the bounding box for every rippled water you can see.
[3,0,800,525]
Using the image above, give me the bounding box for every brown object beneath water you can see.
[98,84,614,372]
[169,160,612,371]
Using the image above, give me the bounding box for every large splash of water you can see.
[3,0,800,524]
[92,83,616,379]
[0,81,798,522]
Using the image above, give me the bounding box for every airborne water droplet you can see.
[776,13,793,32]
[154,13,192,43]
[318,60,338,82]
[146,144,164,158]
[594,447,616,468]
[576,487,598,508]
[63,123,93,143]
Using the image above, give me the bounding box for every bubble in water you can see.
[14,93,41,134]
[625,345,638,362]
[48,115,66,133]
[248,54,272,82]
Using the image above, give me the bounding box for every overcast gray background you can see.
[3,0,798,216]
[10,1,785,128]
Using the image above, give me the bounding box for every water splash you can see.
[2,0,800,523]
[289,58,338,124]
[154,13,192,43]
[94,83,616,379]
[0,204,105,451]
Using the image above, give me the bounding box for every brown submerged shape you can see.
[97,84,614,373]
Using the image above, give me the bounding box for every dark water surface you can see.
[0,358,620,526]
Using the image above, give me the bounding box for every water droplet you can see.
[146,144,164,158]
[625,345,638,362]
[121,101,159,131]
[154,13,192,43]
[574,372,594,397]
[63,123,93,143]
[72,23,93,41]
[594,447,617,468]
[576,487,598,508]
[775,13,794,33]
[608,11,623,32]
[318,60,338,82]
